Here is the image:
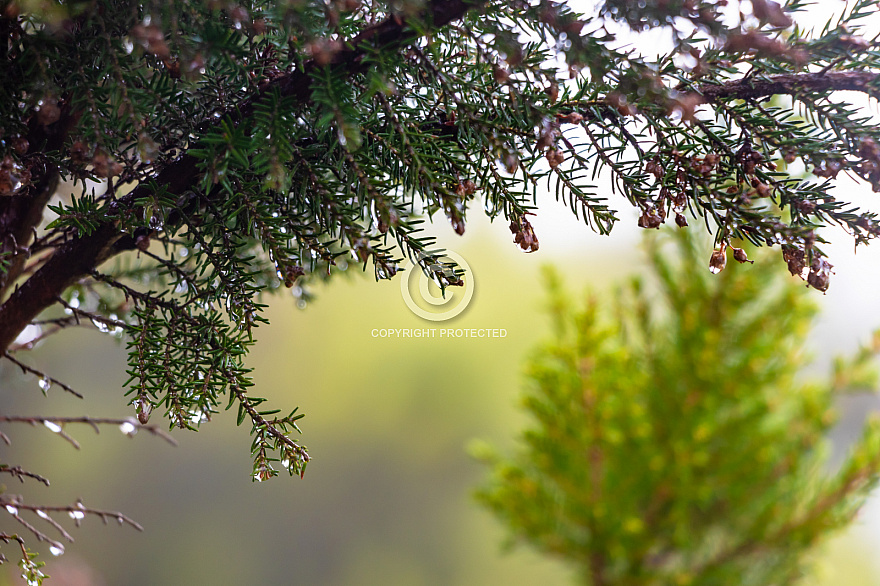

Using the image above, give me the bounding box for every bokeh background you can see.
[4,1,880,584]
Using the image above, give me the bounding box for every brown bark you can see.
[0,102,80,298]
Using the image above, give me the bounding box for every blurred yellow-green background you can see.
[2,198,880,584]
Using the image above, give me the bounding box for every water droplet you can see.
[91,318,111,333]
[179,247,188,258]
[253,464,274,482]
[68,510,85,520]
[119,421,137,436]
[189,409,208,425]
[44,420,62,433]
[296,300,307,309]
[5,505,18,515]
[49,544,64,556]
[13,324,42,348]
[38,377,51,393]
[36,510,49,520]
[8,174,21,193]
[708,248,727,274]
[123,39,134,54]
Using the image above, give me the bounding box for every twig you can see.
[1,498,144,532]
[1,352,83,399]
[0,465,50,487]
[0,415,178,447]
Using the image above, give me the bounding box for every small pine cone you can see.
[638,207,664,229]
[782,245,805,277]
[732,248,753,264]
[545,149,564,169]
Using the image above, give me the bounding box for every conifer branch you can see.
[0,0,486,355]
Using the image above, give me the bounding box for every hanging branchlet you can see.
[442,190,468,236]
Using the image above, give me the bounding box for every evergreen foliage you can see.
[2,0,880,576]
[475,231,880,585]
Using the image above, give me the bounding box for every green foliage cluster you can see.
[476,231,880,585]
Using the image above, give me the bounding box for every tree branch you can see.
[563,71,880,122]
[0,222,121,352]
[0,0,485,355]
[697,70,880,103]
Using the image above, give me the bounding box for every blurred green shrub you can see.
[475,230,880,585]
